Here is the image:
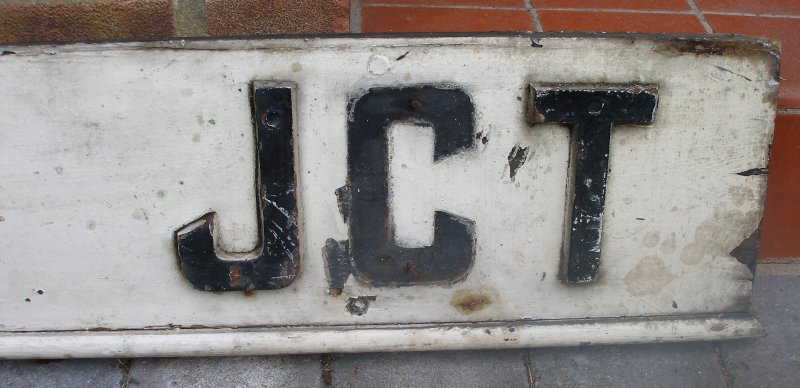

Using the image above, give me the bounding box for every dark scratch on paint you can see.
[396,51,409,61]
[737,167,768,176]
[507,144,530,181]
[714,65,752,81]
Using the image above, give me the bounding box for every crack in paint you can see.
[736,167,768,176]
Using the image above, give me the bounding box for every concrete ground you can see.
[1,263,797,388]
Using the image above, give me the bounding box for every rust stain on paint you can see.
[451,290,492,314]
[229,266,241,288]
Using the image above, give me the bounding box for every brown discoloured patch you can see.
[681,242,705,265]
[131,208,149,221]
[681,208,760,266]
[0,1,174,44]
[451,290,492,314]
[729,185,755,207]
[659,233,677,254]
[291,62,303,72]
[624,256,675,296]
[642,231,660,248]
[206,0,350,36]
[242,289,255,297]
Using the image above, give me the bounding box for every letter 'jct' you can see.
[175,82,300,291]
[347,86,477,286]
[528,85,658,283]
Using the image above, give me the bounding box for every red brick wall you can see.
[0,0,350,44]
[1,0,798,260]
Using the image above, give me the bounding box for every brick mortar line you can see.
[361,4,525,10]
[173,0,207,37]
[361,3,800,19]
[522,351,536,387]
[778,109,800,114]
[117,358,132,388]
[535,7,695,14]
[686,0,714,33]
[525,0,543,32]
[760,258,800,263]
[703,11,800,19]
[350,0,362,33]
[320,354,334,388]
[712,344,735,388]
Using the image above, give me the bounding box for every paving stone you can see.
[0,358,122,387]
[719,264,800,388]
[529,342,726,387]
[126,355,322,388]
[331,349,530,388]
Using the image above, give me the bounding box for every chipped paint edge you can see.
[0,313,762,359]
